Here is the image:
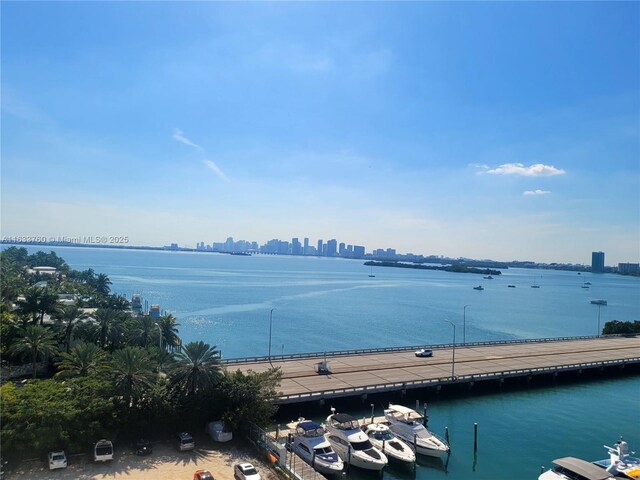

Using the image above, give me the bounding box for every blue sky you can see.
[1,2,638,264]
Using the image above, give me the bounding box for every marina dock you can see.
[224,335,640,404]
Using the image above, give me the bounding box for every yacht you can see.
[383,404,449,458]
[324,411,388,471]
[291,420,344,475]
[483,275,493,279]
[473,285,484,290]
[593,438,640,479]
[590,299,608,306]
[539,457,614,480]
[363,423,416,464]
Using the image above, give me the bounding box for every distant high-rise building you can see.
[592,251,605,273]
[353,245,365,257]
[291,238,302,255]
[338,242,346,256]
[317,240,323,255]
[618,263,640,274]
[303,238,309,255]
[326,239,337,256]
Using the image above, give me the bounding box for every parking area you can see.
[4,434,279,480]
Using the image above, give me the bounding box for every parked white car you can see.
[234,463,261,480]
[48,451,67,470]
[94,439,114,462]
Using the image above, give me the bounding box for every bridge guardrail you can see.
[274,356,640,404]
[222,334,634,365]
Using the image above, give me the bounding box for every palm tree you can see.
[10,325,58,378]
[55,342,108,378]
[171,341,221,395]
[158,314,181,351]
[54,304,88,353]
[94,308,126,350]
[128,315,156,348]
[36,287,60,325]
[16,286,41,324]
[111,346,156,407]
[94,273,112,296]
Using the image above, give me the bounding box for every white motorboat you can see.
[539,457,614,480]
[363,423,415,464]
[324,411,388,471]
[384,404,449,458]
[291,420,344,475]
[593,438,640,479]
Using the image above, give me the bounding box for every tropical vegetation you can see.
[0,247,282,460]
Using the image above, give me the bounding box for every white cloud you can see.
[172,128,204,152]
[523,189,551,196]
[487,163,566,177]
[203,160,230,183]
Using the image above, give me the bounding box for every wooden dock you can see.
[225,335,640,404]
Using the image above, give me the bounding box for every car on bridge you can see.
[415,348,433,357]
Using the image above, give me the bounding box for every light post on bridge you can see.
[463,305,470,345]
[444,319,456,379]
[268,308,275,368]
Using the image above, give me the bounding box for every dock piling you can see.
[445,426,450,446]
[473,422,478,453]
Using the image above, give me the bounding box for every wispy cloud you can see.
[523,189,551,196]
[486,163,566,177]
[173,128,230,182]
[203,160,230,183]
[172,128,204,152]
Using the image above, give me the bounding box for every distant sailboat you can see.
[531,277,540,288]
[369,265,375,278]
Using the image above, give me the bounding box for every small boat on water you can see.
[473,285,484,291]
[325,411,388,471]
[384,404,449,458]
[591,299,608,305]
[363,423,415,465]
[539,457,614,480]
[483,275,493,279]
[593,437,640,479]
[291,420,344,475]
[508,285,516,288]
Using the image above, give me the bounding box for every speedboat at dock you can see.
[363,423,415,464]
[325,411,388,471]
[291,420,344,475]
[384,404,449,458]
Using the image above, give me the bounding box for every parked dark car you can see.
[134,439,152,456]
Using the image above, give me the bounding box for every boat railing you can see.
[273,356,640,404]
[221,334,634,364]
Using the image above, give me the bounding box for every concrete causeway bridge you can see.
[223,335,640,404]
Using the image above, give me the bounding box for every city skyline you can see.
[1,3,639,265]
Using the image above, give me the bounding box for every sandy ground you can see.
[5,433,281,480]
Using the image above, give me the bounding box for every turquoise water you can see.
[12,246,640,479]
[19,246,640,358]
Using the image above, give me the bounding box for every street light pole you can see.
[597,304,601,337]
[463,305,470,345]
[268,308,275,368]
[154,322,162,351]
[444,320,456,378]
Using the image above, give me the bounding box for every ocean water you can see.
[19,246,640,359]
[12,246,640,479]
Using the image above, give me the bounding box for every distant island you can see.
[364,260,502,276]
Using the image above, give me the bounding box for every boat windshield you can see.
[351,439,374,451]
[314,446,334,455]
[371,431,394,441]
[336,420,359,430]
